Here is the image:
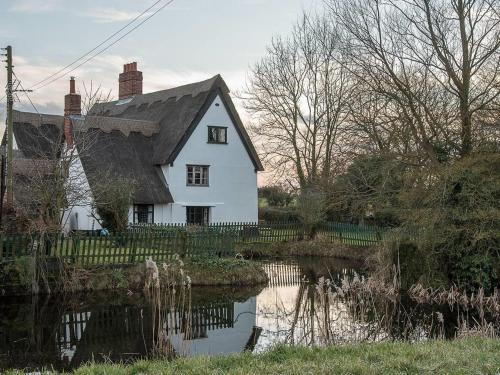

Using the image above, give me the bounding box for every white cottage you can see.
[11,63,263,231]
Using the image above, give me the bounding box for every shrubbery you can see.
[384,153,500,292]
[258,206,299,222]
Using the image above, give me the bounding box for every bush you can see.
[383,152,500,292]
[258,206,299,222]
[327,155,406,225]
[258,185,294,207]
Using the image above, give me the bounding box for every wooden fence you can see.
[0,221,384,266]
[0,227,235,266]
[130,221,384,246]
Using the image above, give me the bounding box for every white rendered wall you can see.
[162,95,258,224]
[63,149,102,232]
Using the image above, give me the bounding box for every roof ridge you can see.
[91,74,224,111]
[72,116,160,137]
[12,110,64,128]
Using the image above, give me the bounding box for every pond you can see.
[0,257,497,372]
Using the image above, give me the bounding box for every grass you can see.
[8,338,498,374]
[62,257,268,293]
[183,257,269,286]
[237,239,376,262]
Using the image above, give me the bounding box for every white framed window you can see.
[186,165,209,186]
[134,204,154,223]
[208,126,227,144]
[186,206,210,225]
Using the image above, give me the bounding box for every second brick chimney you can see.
[64,76,81,116]
[64,77,81,146]
[119,62,143,99]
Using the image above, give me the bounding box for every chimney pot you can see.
[69,76,76,94]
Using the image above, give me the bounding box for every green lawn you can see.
[9,338,498,374]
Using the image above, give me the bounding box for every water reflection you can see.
[0,257,496,372]
[0,287,262,372]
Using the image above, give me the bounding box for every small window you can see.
[134,204,154,224]
[187,165,209,186]
[208,126,227,144]
[186,206,210,225]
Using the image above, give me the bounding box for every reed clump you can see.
[144,255,192,358]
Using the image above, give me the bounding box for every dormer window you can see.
[208,126,227,144]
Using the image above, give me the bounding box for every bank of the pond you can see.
[238,239,375,262]
[66,257,269,291]
[1,257,268,296]
[12,338,497,375]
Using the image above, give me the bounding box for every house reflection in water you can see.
[0,289,261,372]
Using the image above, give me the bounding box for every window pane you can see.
[134,204,154,224]
[187,165,209,186]
[187,206,210,225]
[208,127,227,143]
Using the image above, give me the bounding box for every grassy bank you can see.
[15,338,498,374]
[237,239,375,262]
[1,257,268,296]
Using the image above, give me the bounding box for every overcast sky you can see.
[1,0,320,134]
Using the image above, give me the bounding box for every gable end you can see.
[165,87,264,171]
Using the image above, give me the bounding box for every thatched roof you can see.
[12,110,63,158]
[11,74,263,205]
[89,74,263,170]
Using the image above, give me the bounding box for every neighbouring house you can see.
[8,63,263,231]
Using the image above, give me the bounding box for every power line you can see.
[13,71,40,114]
[29,0,168,91]
[30,0,174,91]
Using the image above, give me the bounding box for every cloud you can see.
[0,54,251,135]
[83,7,152,23]
[10,0,62,13]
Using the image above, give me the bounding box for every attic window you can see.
[208,126,227,144]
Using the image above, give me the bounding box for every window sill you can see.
[207,141,228,145]
[186,184,210,187]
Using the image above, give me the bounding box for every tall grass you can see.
[313,272,500,344]
[144,255,192,358]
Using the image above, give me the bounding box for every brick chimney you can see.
[64,77,81,146]
[119,62,143,99]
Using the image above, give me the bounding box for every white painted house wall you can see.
[160,95,258,224]
[63,148,102,232]
[61,94,258,231]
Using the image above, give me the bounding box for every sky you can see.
[0,0,320,134]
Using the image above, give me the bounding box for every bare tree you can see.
[327,0,500,162]
[245,14,352,190]
[10,83,112,233]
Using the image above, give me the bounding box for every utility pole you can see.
[4,45,13,206]
[5,46,13,206]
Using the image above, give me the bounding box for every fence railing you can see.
[129,221,384,246]
[1,221,384,266]
[0,227,235,266]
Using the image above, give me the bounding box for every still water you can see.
[0,257,494,372]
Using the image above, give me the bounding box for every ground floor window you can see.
[134,204,154,224]
[186,206,210,225]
